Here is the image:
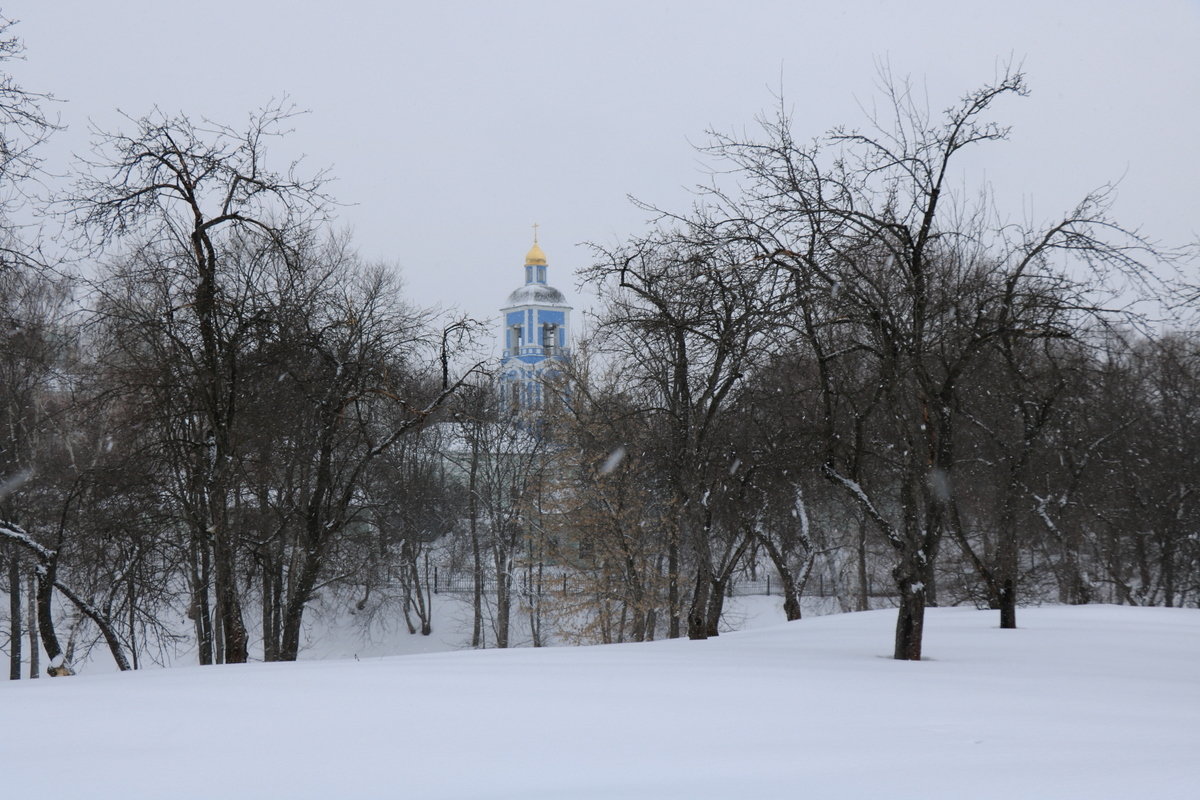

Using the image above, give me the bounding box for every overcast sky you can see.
[12,0,1199,343]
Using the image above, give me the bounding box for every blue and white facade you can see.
[500,237,572,412]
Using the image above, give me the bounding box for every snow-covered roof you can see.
[504,283,570,307]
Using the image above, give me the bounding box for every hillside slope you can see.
[3,605,1197,799]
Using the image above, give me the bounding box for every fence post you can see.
[766,574,771,596]
[433,566,439,594]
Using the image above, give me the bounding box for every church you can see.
[499,230,572,412]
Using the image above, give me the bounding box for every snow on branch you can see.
[820,465,902,549]
[0,519,56,562]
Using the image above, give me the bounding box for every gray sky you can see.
[12,0,1199,339]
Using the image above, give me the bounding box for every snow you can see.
[3,605,1198,799]
[599,446,626,475]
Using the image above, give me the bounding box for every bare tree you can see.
[696,66,1171,656]
[0,11,62,679]
[268,261,462,661]
[0,13,57,267]
[68,103,331,663]
[451,384,549,649]
[585,218,788,639]
[542,354,672,644]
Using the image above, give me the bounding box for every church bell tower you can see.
[500,227,572,413]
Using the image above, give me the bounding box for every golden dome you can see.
[525,241,548,267]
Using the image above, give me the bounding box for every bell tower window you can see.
[542,323,557,355]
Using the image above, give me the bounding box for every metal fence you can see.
[434,569,846,598]
[432,569,571,596]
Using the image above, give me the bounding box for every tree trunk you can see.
[643,607,657,642]
[52,579,131,671]
[280,542,323,661]
[667,534,680,639]
[404,544,431,636]
[856,516,870,612]
[194,227,248,666]
[470,514,483,647]
[8,551,21,680]
[213,519,248,663]
[423,552,434,636]
[627,555,648,641]
[469,439,483,648]
[893,578,927,661]
[994,470,1022,628]
[996,514,1019,629]
[261,553,279,661]
[213,597,225,665]
[494,532,513,648]
[26,573,38,679]
[1161,525,1177,607]
[495,571,511,649]
[527,560,542,647]
[279,597,305,661]
[782,588,802,622]
[190,532,214,665]
[280,435,343,661]
[36,571,69,676]
[757,533,802,621]
[279,500,332,661]
[778,561,803,621]
[644,553,663,642]
[998,578,1017,629]
[704,576,728,637]
[128,579,138,670]
[686,559,711,640]
[893,497,930,661]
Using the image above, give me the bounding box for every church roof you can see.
[525,242,548,266]
[505,283,569,307]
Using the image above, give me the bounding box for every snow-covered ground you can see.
[295,592,811,661]
[4,605,1197,799]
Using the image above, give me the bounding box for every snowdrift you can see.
[3,605,1197,799]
